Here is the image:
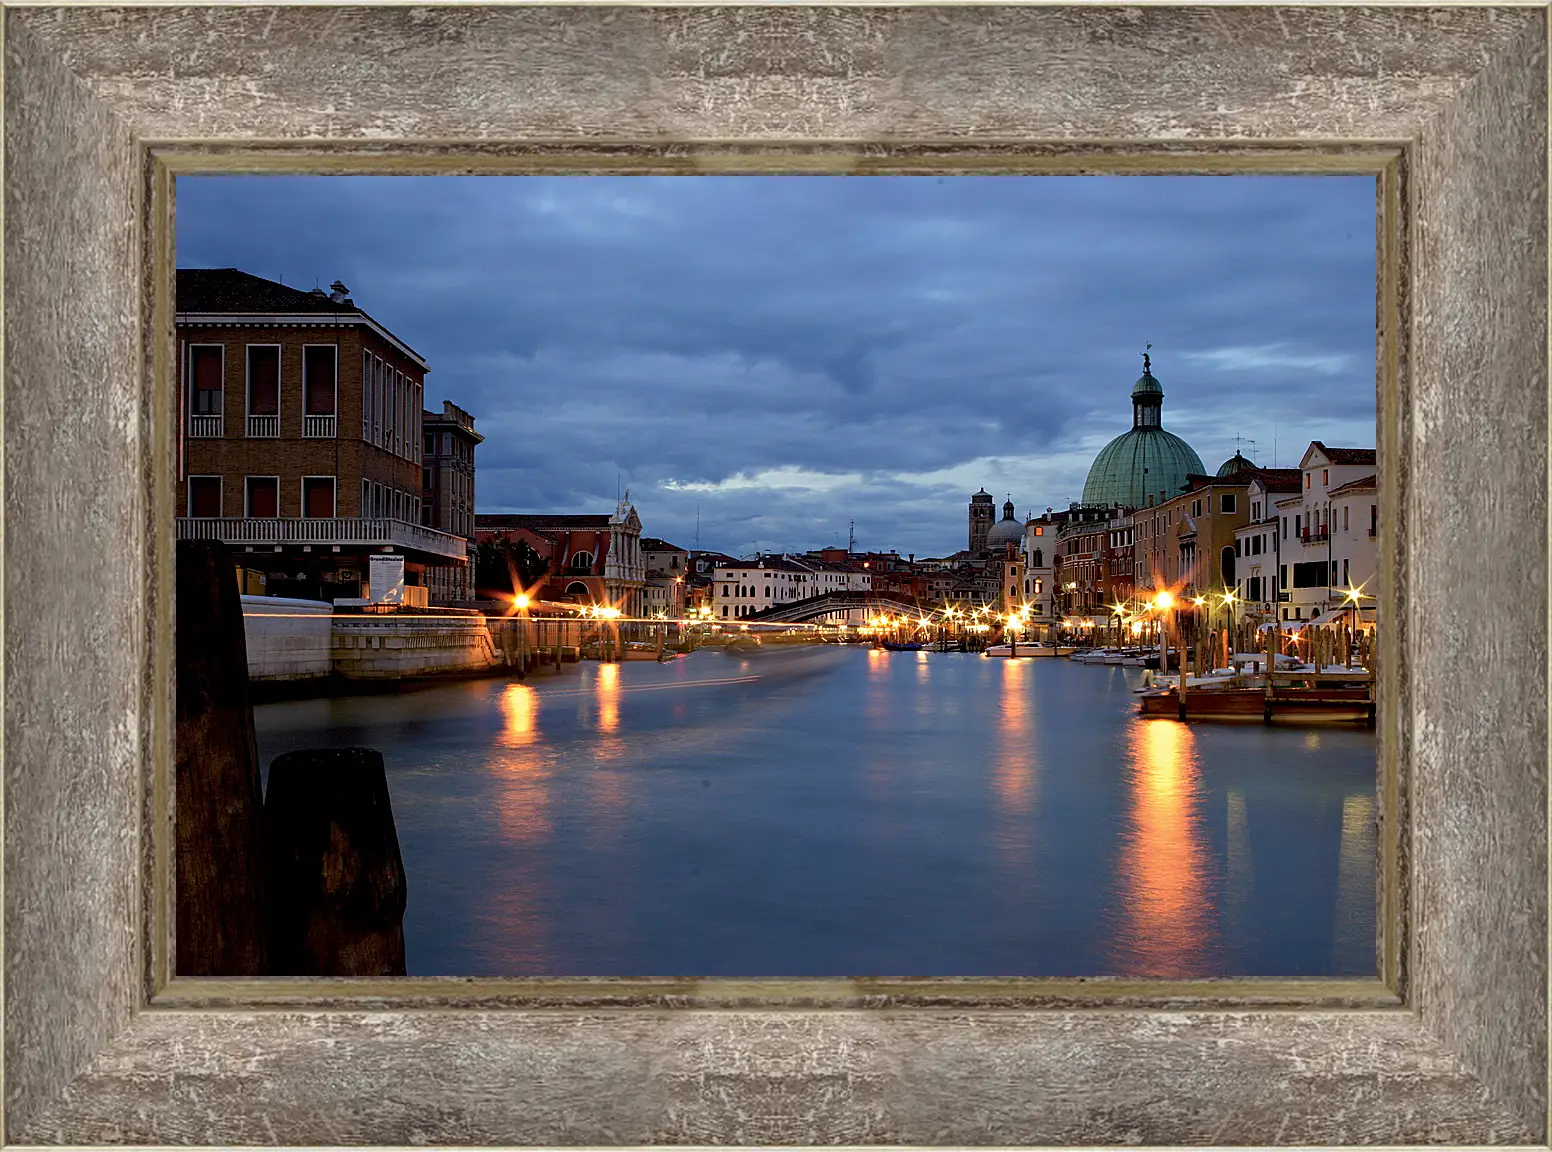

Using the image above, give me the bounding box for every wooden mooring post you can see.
[175,539,268,976]
[264,747,408,976]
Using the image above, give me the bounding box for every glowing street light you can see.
[512,593,531,610]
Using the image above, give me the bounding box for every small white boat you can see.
[984,643,1073,658]
[984,644,1031,658]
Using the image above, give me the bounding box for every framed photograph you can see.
[4,4,1545,1146]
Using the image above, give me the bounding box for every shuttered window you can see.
[247,346,279,415]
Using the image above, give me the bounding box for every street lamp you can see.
[1341,581,1372,661]
[1151,590,1175,674]
[1218,588,1238,665]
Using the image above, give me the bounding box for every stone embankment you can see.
[241,596,582,695]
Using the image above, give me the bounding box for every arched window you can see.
[569,550,594,570]
[1220,545,1236,587]
[565,581,589,597]
[722,585,729,596]
[1032,549,1043,568]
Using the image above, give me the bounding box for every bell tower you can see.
[968,488,995,556]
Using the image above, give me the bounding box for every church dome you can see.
[986,500,1024,551]
[1216,451,1255,477]
[1080,350,1205,508]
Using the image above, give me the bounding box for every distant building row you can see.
[981,354,1378,629]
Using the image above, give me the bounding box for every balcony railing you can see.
[246,414,280,438]
[189,415,223,438]
[1368,527,1377,537]
[1301,528,1330,544]
[178,516,468,561]
[303,414,337,438]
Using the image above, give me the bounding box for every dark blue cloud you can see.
[177,174,1375,558]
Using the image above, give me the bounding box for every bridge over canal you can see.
[742,590,922,625]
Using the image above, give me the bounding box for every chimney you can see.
[328,279,351,305]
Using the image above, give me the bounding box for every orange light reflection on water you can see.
[991,658,1033,816]
[597,662,621,734]
[1114,719,1214,976]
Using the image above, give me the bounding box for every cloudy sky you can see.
[177,175,1375,559]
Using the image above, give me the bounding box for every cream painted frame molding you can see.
[2,4,1546,1146]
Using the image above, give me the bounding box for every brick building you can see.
[421,401,483,603]
[475,497,646,615]
[174,268,468,601]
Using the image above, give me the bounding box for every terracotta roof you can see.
[477,514,612,531]
[640,537,686,552]
[1247,468,1304,493]
[1310,442,1378,466]
[1327,474,1378,496]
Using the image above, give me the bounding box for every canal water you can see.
[254,645,1377,978]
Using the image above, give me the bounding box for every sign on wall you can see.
[368,554,406,604]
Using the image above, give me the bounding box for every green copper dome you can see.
[1080,350,1206,508]
[1216,452,1254,477]
[1082,429,1206,508]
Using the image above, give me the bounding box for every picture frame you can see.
[3,3,1545,1145]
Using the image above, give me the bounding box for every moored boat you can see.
[1137,683,1374,722]
[985,642,1077,658]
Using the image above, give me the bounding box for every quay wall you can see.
[240,598,586,683]
[241,595,333,681]
[331,613,500,679]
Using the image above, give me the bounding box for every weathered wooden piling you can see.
[264,747,408,976]
[175,539,268,977]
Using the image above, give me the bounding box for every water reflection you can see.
[493,683,551,844]
[251,648,1378,977]
[597,662,621,734]
[1331,791,1376,973]
[498,682,540,748]
[1113,719,1215,975]
[991,660,1034,815]
[485,682,555,968]
[990,660,1036,879]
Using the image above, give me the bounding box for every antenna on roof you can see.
[848,520,856,555]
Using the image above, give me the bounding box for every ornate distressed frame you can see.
[2,4,1546,1146]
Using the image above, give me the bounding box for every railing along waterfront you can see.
[178,516,468,560]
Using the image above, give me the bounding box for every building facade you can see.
[421,400,483,603]
[1231,470,1303,621]
[175,268,467,601]
[475,497,646,615]
[641,537,690,618]
[1279,443,1378,624]
[714,556,815,619]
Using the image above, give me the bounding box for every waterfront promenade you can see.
[255,645,1377,978]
